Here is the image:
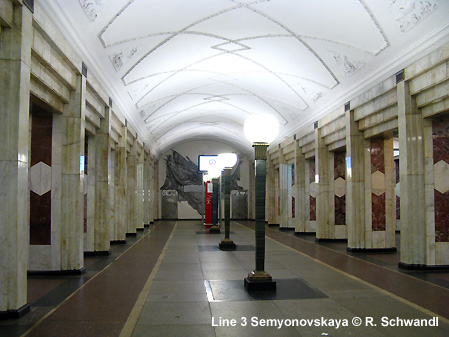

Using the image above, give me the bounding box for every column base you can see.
[219,238,237,251]
[136,227,145,232]
[28,268,86,276]
[84,250,111,257]
[268,223,279,227]
[111,240,127,245]
[316,238,348,243]
[209,225,221,234]
[0,303,30,320]
[279,227,295,232]
[347,247,397,253]
[398,262,449,271]
[294,232,316,236]
[244,271,276,291]
[126,232,137,237]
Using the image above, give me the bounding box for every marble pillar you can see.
[113,127,127,242]
[346,109,366,250]
[294,145,308,233]
[109,148,115,241]
[397,81,427,266]
[0,4,32,316]
[94,107,111,253]
[279,162,289,228]
[84,134,96,252]
[334,151,347,237]
[315,128,333,239]
[127,142,137,235]
[148,159,155,224]
[136,156,144,230]
[143,155,150,226]
[266,155,275,224]
[61,73,85,272]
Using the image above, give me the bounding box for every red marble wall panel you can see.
[30,110,52,245]
[310,195,316,221]
[309,159,315,184]
[334,151,345,179]
[292,196,295,219]
[291,163,295,186]
[372,193,386,231]
[335,196,346,226]
[371,139,386,231]
[395,159,400,220]
[371,138,385,174]
[433,117,449,242]
[334,152,346,226]
[309,160,316,221]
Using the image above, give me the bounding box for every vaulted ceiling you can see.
[42,0,449,157]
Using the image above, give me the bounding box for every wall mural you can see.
[161,151,243,216]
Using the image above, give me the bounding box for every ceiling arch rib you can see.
[46,0,449,157]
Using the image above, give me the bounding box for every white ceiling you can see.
[41,0,449,157]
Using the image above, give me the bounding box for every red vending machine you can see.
[204,181,213,228]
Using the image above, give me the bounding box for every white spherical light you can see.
[218,153,238,168]
[244,114,279,144]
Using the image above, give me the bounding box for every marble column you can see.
[113,127,127,242]
[397,80,427,267]
[136,154,144,230]
[279,161,289,228]
[315,128,333,239]
[143,154,150,226]
[94,107,111,253]
[0,3,32,317]
[127,141,137,235]
[84,134,96,253]
[148,158,155,224]
[294,145,307,233]
[346,109,366,250]
[61,72,86,272]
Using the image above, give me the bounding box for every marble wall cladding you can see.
[309,159,317,221]
[292,196,296,218]
[371,139,386,231]
[30,110,53,245]
[433,116,449,242]
[395,159,400,220]
[334,151,346,226]
[83,136,88,233]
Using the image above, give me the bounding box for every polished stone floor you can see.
[2,221,449,336]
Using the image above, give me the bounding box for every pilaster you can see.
[114,124,127,241]
[397,80,427,266]
[294,143,307,233]
[127,140,137,234]
[0,3,32,316]
[94,107,111,252]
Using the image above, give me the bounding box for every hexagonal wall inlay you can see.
[30,162,52,196]
[395,181,400,197]
[335,177,346,197]
[434,160,449,194]
[371,170,385,196]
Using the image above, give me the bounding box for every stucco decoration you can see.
[390,0,438,32]
[79,0,106,22]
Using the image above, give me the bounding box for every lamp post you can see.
[218,153,238,250]
[243,115,278,291]
[208,168,222,234]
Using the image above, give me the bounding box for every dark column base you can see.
[0,303,30,320]
[279,227,295,232]
[137,228,145,231]
[268,223,279,227]
[28,267,86,276]
[398,262,449,271]
[244,271,276,291]
[316,238,348,243]
[294,232,316,236]
[111,240,127,245]
[347,247,397,253]
[84,250,111,257]
[219,239,237,251]
[126,232,137,237]
[209,225,221,234]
